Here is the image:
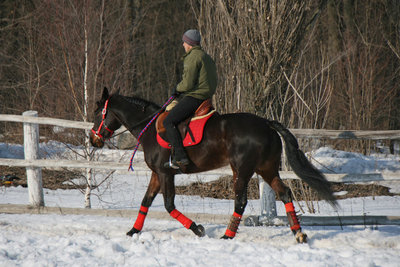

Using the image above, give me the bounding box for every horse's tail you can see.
[268,120,338,207]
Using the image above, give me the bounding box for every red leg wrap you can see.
[285,202,301,231]
[170,209,193,229]
[133,205,149,231]
[224,212,242,238]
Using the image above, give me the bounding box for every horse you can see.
[90,87,337,243]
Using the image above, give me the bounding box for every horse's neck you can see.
[112,95,159,136]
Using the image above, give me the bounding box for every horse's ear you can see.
[101,87,110,100]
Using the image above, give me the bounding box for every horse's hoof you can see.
[126,227,140,237]
[190,223,206,237]
[220,235,233,240]
[295,231,307,243]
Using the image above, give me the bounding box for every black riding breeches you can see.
[163,96,204,149]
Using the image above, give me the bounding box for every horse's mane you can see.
[115,94,161,110]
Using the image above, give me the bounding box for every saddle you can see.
[156,99,216,149]
[156,99,213,133]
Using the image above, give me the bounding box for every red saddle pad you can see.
[156,111,215,149]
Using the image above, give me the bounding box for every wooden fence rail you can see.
[1,112,400,226]
[0,114,92,130]
[0,158,399,182]
[2,113,400,139]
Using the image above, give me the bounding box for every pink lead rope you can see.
[129,95,176,171]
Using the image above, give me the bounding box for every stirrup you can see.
[164,155,180,169]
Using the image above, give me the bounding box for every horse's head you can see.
[90,87,122,148]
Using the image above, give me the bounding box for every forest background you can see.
[1,0,399,153]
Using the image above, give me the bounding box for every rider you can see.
[163,29,218,169]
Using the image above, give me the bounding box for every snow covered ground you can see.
[0,142,400,266]
[0,213,399,267]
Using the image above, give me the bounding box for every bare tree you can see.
[191,0,328,122]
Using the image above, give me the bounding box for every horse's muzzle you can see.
[90,131,105,148]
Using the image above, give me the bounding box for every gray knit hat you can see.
[182,29,201,46]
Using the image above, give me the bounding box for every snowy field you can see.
[0,142,400,266]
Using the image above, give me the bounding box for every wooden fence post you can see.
[23,111,44,207]
[257,141,286,224]
[259,176,277,224]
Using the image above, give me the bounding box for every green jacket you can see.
[176,46,217,100]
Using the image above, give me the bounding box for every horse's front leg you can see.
[127,171,160,236]
[160,172,205,237]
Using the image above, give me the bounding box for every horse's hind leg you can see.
[257,169,307,243]
[127,171,160,236]
[221,168,253,239]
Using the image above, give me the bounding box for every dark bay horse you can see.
[90,88,337,243]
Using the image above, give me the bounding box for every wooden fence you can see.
[0,111,400,226]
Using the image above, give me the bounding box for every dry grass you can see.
[176,175,394,200]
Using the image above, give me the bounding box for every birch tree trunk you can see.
[83,4,93,209]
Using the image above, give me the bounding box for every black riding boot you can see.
[165,125,189,168]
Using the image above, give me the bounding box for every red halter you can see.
[91,99,114,139]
